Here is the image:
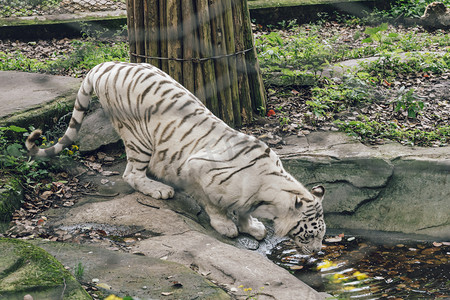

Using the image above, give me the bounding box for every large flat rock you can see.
[31,239,230,300]
[0,71,81,119]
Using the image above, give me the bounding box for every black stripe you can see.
[178,100,195,111]
[151,99,165,115]
[249,152,270,164]
[178,112,197,127]
[154,80,172,94]
[157,149,168,161]
[159,120,177,144]
[161,100,177,114]
[69,118,82,131]
[161,88,173,98]
[180,118,208,141]
[190,124,216,153]
[177,139,194,160]
[219,161,257,185]
[207,171,229,187]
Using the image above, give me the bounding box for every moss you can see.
[248,0,370,9]
[0,238,91,299]
[0,176,23,223]
[0,14,126,27]
[0,95,75,130]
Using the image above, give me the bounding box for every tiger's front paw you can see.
[210,218,239,238]
[129,177,175,199]
[239,216,267,241]
[144,184,175,199]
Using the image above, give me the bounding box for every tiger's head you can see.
[276,185,326,254]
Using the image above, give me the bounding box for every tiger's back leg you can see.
[122,144,174,199]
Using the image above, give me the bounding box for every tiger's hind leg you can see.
[238,214,267,241]
[122,148,174,199]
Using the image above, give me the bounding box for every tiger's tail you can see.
[26,71,95,157]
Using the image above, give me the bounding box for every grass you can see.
[254,12,449,146]
[335,119,450,146]
[0,39,129,77]
[255,21,450,84]
[370,0,450,19]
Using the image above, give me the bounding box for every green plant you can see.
[306,76,373,118]
[369,0,450,19]
[0,126,47,188]
[362,23,399,46]
[335,119,450,146]
[74,262,85,280]
[393,87,424,119]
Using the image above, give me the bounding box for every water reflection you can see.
[267,233,449,299]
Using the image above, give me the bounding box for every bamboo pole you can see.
[134,0,145,63]
[222,0,241,127]
[166,0,182,83]
[127,0,136,63]
[158,0,168,73]
[144,0,159,67]
[181,1,195,96]
[209,0,234,126]
[196,0,219,115]
[232,0,253,123]
[241,0,266,113]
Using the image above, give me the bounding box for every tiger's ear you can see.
[311,185,325,200]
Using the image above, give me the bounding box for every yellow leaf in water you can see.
[317,259,337,270]
[353,271,368,280]
[332,273,347,283]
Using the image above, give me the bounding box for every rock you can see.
[420,2,450,30]
[31,239,230,300]
[0,237,90,300]
[77,107,120,152]
[278,132,450,239]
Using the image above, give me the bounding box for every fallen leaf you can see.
[40,191,53,200]
[325,236,342,243]
[96,283,111,290]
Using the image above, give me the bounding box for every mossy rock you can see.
[0,176,23,223]
[0,238,90,300]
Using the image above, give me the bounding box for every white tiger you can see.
[26,62,326,253]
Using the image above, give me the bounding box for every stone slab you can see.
[0,71,81,119]
[31,239,230,300]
